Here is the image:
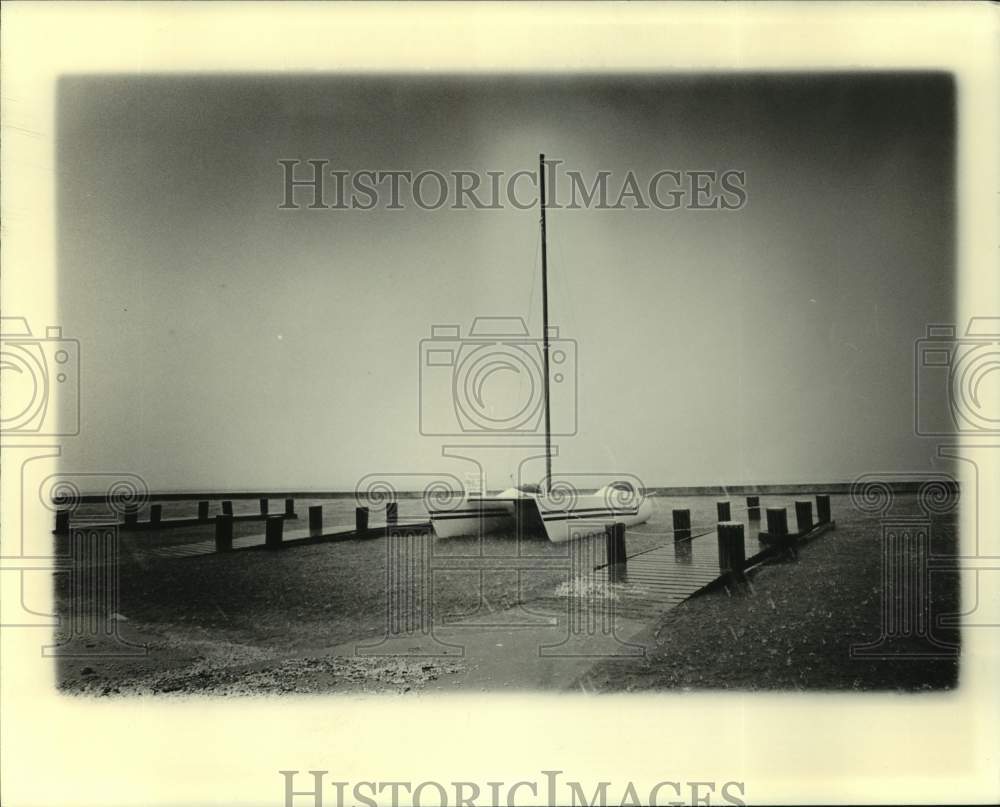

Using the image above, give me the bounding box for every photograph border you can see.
[2,3,997,805]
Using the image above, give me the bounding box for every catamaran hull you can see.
[428,493,652,542]
[426,499,516,539]
[535,496,654,543]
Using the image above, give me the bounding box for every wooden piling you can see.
[795,500,814,534]
[672,509,691,542]
[605,522,627,581]
[124,505,139,528]
[264,515,284,549]
[55,509,70,535]
[764,506,797,558]
[259,498,269,516]
[222,500,233,516]
[816,494,831,524]
[215,514,234,552]
[605,521,627,566]
[716,501,731,522]
[716,521,746,580]
[356,506,370,533]
[386,502,398,525]
[284,498,294,517]
[308,505,323,535]
[150,504,162,525]
[746,495,761,521]
[766,507,788,537]
[197,500,209,522]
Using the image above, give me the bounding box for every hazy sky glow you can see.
[58,73,955,492]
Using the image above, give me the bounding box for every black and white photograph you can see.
[2,4,998,807]
[44,69,965,696]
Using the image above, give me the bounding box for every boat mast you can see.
[539,153,553,493]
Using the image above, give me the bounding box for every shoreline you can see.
[65,479,960,504]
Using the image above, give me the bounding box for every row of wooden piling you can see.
[136,497,296,525]
[606,493,834,583]
[669,494,832,538]
[55,497,301,533]
[213,503,399,552]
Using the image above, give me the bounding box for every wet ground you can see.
[51,493,959,695]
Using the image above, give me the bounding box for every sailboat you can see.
[428,154,653,543]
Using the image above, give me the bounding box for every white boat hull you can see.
[533,494,653,543]
[428,487,652,542]
[425,497,516,539]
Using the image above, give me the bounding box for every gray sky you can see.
[58,73,955,491]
